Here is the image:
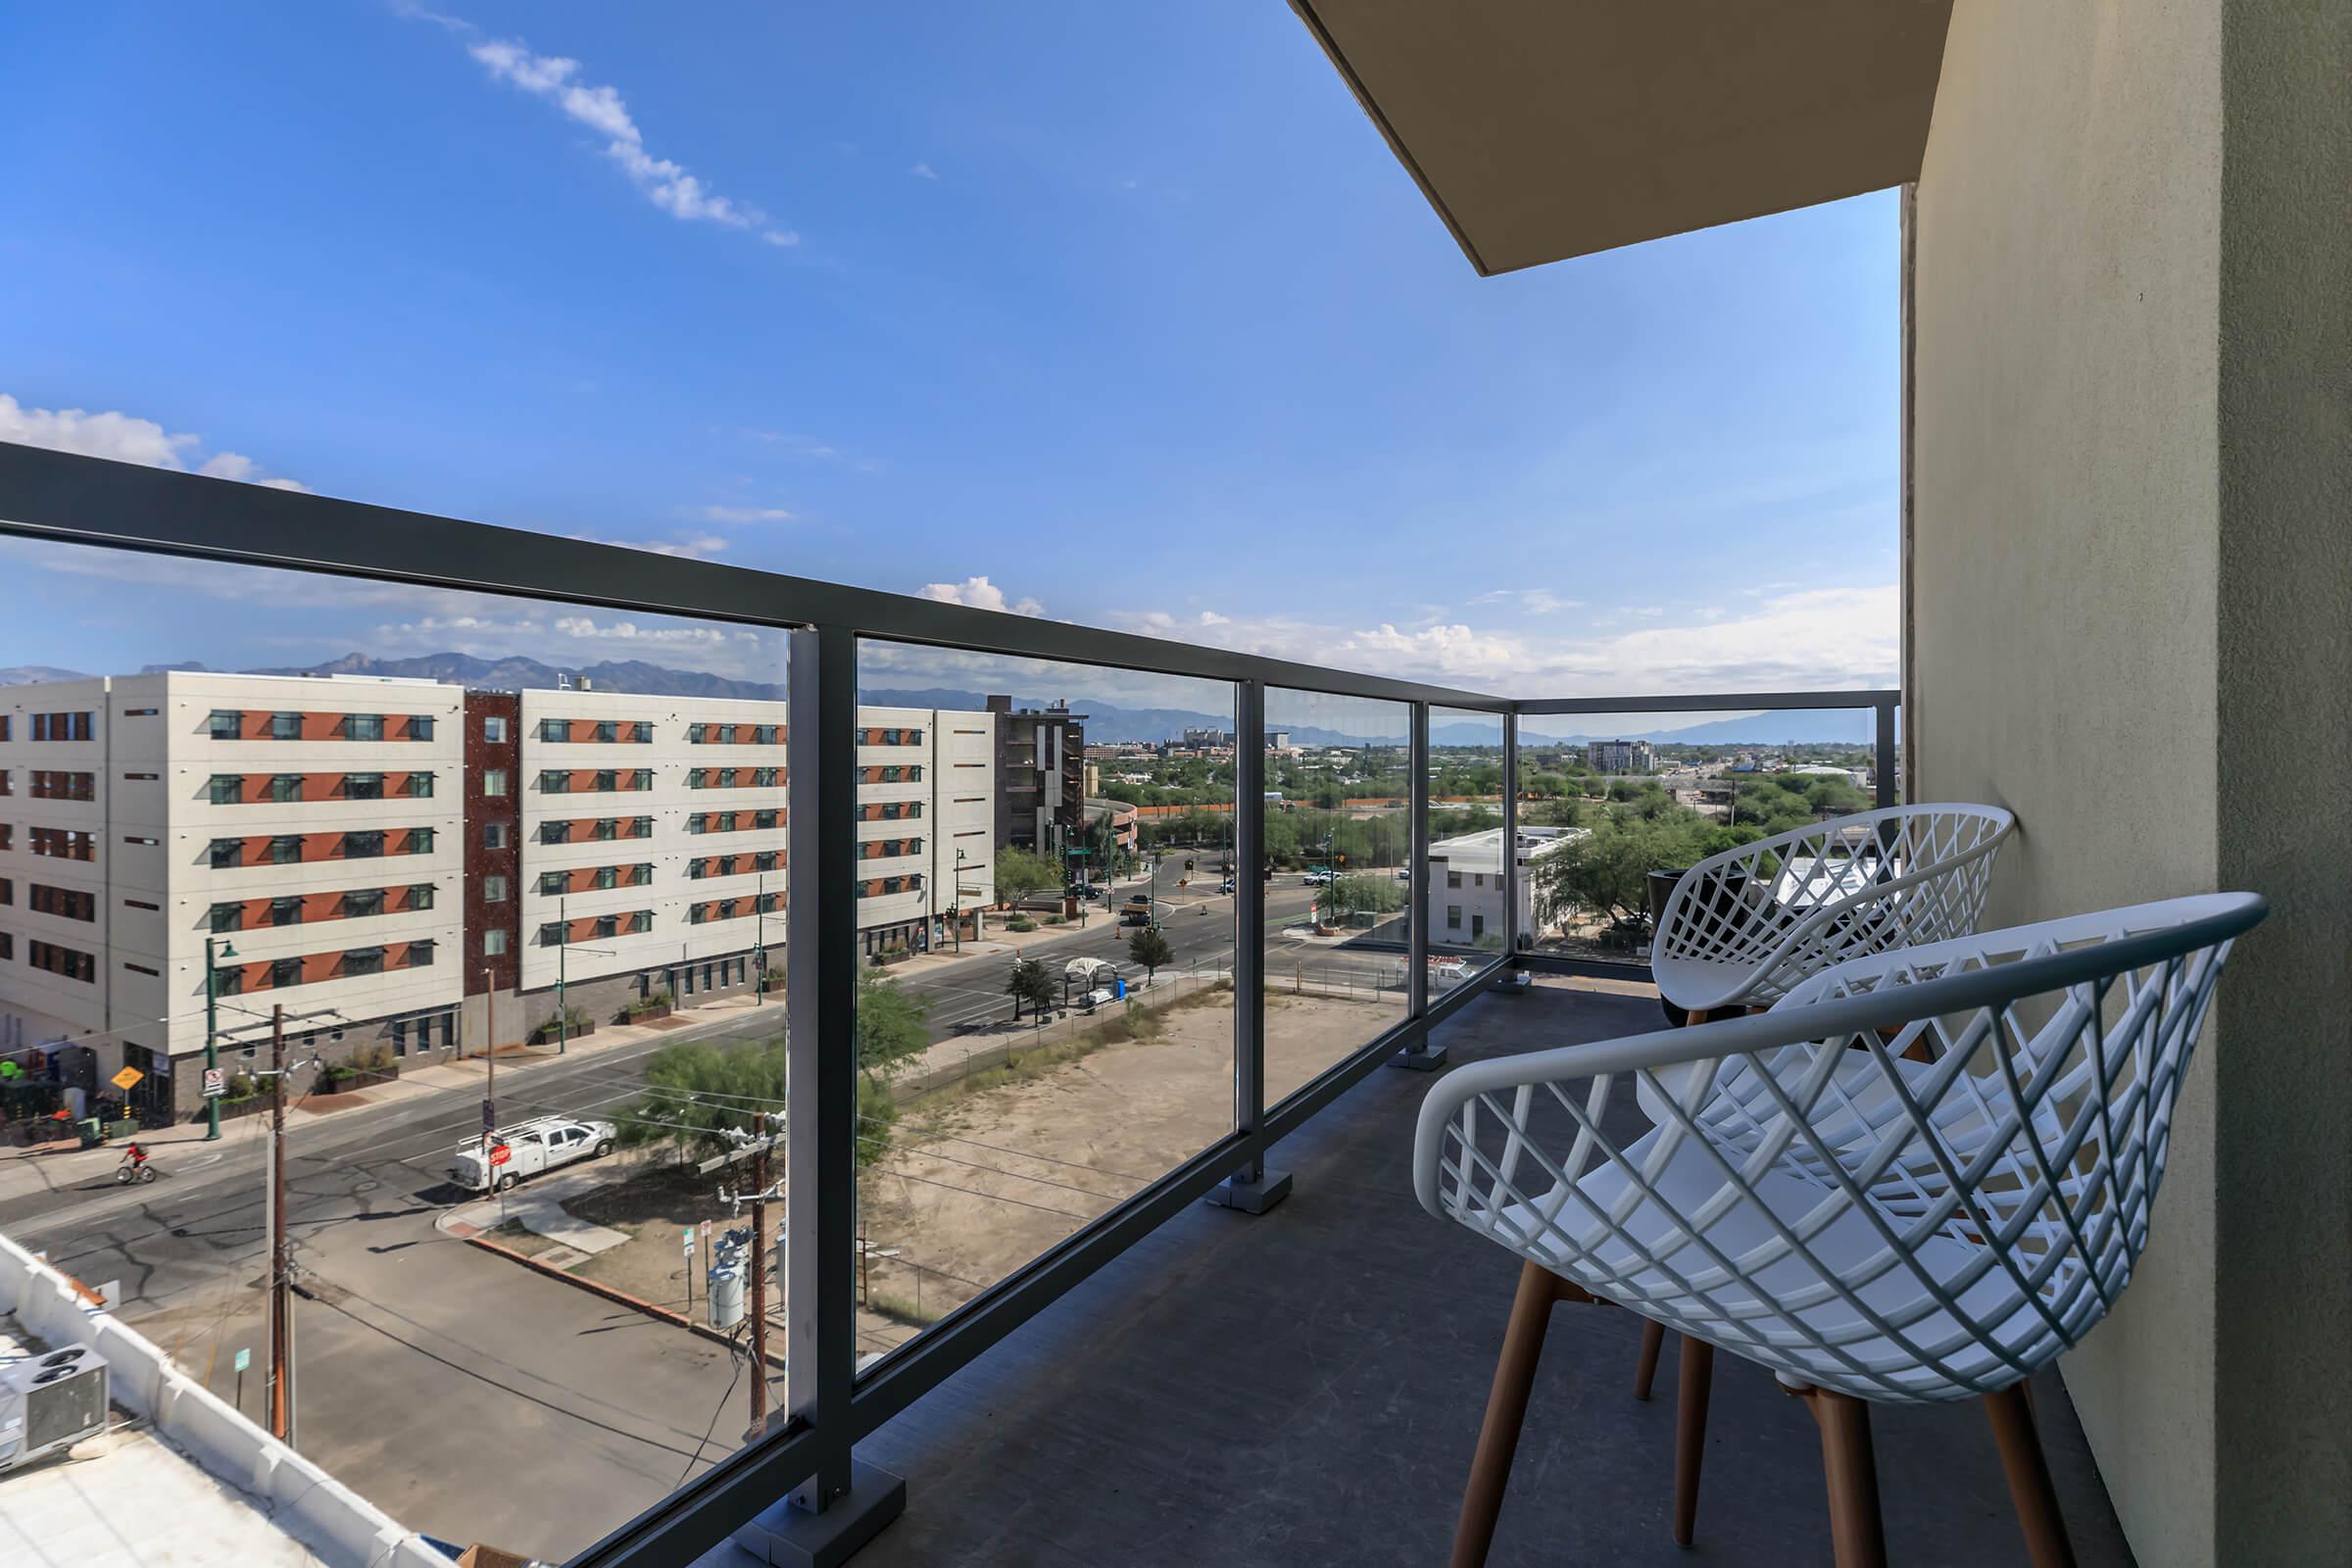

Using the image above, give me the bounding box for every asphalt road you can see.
[0,873,1410,1556]
[0,1013,779,1560]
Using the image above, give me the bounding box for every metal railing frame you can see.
[0,444,1901,1567]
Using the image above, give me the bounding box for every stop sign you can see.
[488,1144,512,1167]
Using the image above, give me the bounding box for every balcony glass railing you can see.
[0,441,1896,1567]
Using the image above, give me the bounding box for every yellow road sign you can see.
[110,1066,145,1092]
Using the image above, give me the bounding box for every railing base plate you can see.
[1204,1168,1292,1214]
[1388,1044,1448,1071]
[732,1460,906,1567]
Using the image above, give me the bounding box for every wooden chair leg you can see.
[1985,1384,2078,1568]
[1451,1260,1563,1568]
[1810,1390,1887,1568]
[1672,1335,1714,1545]
[1633,1318,1665,1399]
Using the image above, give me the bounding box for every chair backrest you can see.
[1652,803,2015,1004]
[1418,893,2265,1403]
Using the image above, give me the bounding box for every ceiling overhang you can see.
[1291,1,1954,274]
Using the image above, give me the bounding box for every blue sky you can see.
[0,1,1898,705]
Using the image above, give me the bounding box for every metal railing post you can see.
[1501,710,1521,955]
[1392,701,1444,1069]
[1874,700,1899,809]
[1208,679,1288,1211]
[735,625,906,1560]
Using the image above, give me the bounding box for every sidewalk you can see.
[0,993,774,1205]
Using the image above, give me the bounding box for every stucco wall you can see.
[1911,2,2349,1562]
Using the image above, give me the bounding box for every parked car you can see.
[1303,870,1334,886]
[1119,907,1155,927]
[1218,877,1237,895]
[1396,867,1411,881]
[451,1114,617,1194]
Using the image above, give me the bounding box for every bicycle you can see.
[114,1144,157,1185]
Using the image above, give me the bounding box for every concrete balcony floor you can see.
[716,981,2135,1567]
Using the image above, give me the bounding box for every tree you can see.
[856,965,931,1084]
[618,1032,787,1161]
[1126,925,1173,985]
[1322,872,1405,927]
[1005,956,1055,1021]
[1531,811,1712,927]
[994,845,1060,907]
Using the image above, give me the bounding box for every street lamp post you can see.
[557,895,569,1054]
[202,936,237,1141]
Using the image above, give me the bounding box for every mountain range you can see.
[1,653,1877,748]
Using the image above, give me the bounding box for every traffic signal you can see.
[1185,858,1195,871]
[1337,854,1346,865]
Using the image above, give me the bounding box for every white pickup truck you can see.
[452,1115,617,1194]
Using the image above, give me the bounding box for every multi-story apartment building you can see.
[0,673,998,1113]
[0,673,466,1115]
[987,696,1086,859]
[1585,738,1655,775]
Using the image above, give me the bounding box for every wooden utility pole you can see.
[267,1003,290,1444]
[748,1139,770,1429]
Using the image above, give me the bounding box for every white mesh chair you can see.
[1416,893,2265,1568]
[1651,803,2015,1022]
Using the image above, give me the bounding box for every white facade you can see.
[512,691,998,996]
[0,673,466,1099]
[1425,825,1579,949]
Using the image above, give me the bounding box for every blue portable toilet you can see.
[1114,976,1127,1001]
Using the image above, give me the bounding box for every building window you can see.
[408,714,435,741]
[631,722,652,743]
[347,714,385,742]
[690,904,708,924]
[592,865,618,890]
[630,816,652,838]
[343,889,387,918]
[343,830,385,858]
[407,940,435,968]
[406,827,435,855]
[539,770,570,794]
[1447,905,1463,929]
[485,875,510,904]
[688,723,707,744]
[592,819,619,842]
[483,928,510,956]
[483,715,509,744]
[592,720,616,743]
[538,922,566,947]
[592,770,617,792]
[31,711,95,742]
[406,772,434,799]
[209,838,243,869]
[594,914,619,940]
[483,823,509,850]
[541,821,571,844]
[537,871,565,897]
[483,769,508,798]
[755,724,779,745]
[270,897,303,926]
[270,711,301,740]
[344,948,387,978]
[208,710,242,740]
[270,834,303,864]
[208,774,244,806]
[269,774,303,803]
[345,772,385,801]
[270,957,303,988]
[1446,871,1463,889]
[210,903,243,933]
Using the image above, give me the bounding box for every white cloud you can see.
[1113,583,1896,698]
[742,430,881,471]
[916,576,1045,616]
[2,392,306,490]
[696,505,795,524]
[439,24,799,248]
[569,531,729,560]
[908,161,937,180]
[1469,587,1585,615]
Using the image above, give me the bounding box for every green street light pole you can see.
[754,871,766,1004]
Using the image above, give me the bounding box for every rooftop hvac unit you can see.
[0,1344,110,1472]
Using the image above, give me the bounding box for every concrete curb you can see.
[462,1233,787,1373]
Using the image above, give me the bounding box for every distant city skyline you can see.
[1,3,1897,699]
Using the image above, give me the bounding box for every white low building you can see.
[1424,825,1580,950]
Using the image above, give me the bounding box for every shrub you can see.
[1041,913,1066,926]
[1006,917,1038,933]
